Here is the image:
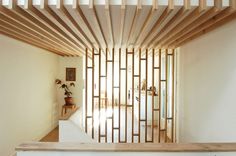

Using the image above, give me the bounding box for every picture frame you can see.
[66,68,76,81]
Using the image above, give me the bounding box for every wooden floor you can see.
[40,126,59,142]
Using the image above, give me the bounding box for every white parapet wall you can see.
[59,108,95,143]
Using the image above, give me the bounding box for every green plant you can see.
[55,79,75,97]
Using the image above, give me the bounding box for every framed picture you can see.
[66,68,76,81]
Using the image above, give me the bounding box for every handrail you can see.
[16,142,236,152]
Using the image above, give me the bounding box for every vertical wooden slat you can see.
[105,48,108,143]
[125,48,128,142]
[85,48,88,133]
[83,47,175,143]
[112,48,114,143]
[152,49,155,142]
[119,48,121,143]
[145,49,148,142]
[138,48,141,143]
[132,48,134,143]
[171,49,175,142]
[165,49,168,142]
[158,49,161,143]
[98,48,101,142]
[92,48,94,139]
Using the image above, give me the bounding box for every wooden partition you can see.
[85,48,176,143]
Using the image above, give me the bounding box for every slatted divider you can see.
[85,48,176,143]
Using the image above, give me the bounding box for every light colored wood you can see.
[199,0,207,11]
[133,4,157,47]
[19,1,82,55]
[165,7,219,48]
[230,0,236,9]
[0,1,78,56]
[0,1,235,55]
[89,0,107,49]
[40,127,59,142]
[0,16,71,56]
[127,0,142,46]
[0,27,65,56]
[146,7,189,51]
[105,0,114,48]
[60,107,79,120]
[50,1,92,51]
[140,7,173,49]
[175,11,236,48]
[16,142,236,152]
[66,0,101,51]
[34,0,85,56]
[158,49,161,143]
[154,7,204,48]
[173,8,236,48]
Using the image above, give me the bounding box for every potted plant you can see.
[55,79,75,105]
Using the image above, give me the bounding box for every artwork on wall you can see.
[66,68,76,81]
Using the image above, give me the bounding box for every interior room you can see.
[0,0,236,156]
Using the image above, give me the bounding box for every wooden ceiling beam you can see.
[119,0,126,48]
[154,6,207,48]
[34,0,85,55]
[165,7,220,48]
[175,11,236,48]
[146,6,190,50]
[171,7,236,48]
[105,0,114,48]
[126,0,142,47]
[139,7,173,50]
[88,0,107,51]
[50,0,93,51]
[133,0,158,48]
[19,0,83,56]
[67,0,102,52]
[0,26,68,56]
[0,2,77,56]
[0,15,73,56]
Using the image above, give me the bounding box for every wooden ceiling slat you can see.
[165,7,220,48]
[153,7,206,48]
[172,7,236,48]
[105,0,114,48]
[175,11,236,48]
[0,3,77,56]
[133,2,158,48]
[87,0,107,52]
[0,26,67,56]
[68,0,101,52]
[126,0,142,47]
[0,0,235,55]
[34,1,85,55]
[0,15,73,56]
[119,0,126,47]
[146,6,189,50]
[51,0,93,51]
[138,7,173,50]
[20,0,83,56]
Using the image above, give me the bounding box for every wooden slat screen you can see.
[85,48,176,143]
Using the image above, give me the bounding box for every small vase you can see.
[64,97,73,105]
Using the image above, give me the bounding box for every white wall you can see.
[178,20,236,142]
[0,35,59,156]
[57,57,84,108]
